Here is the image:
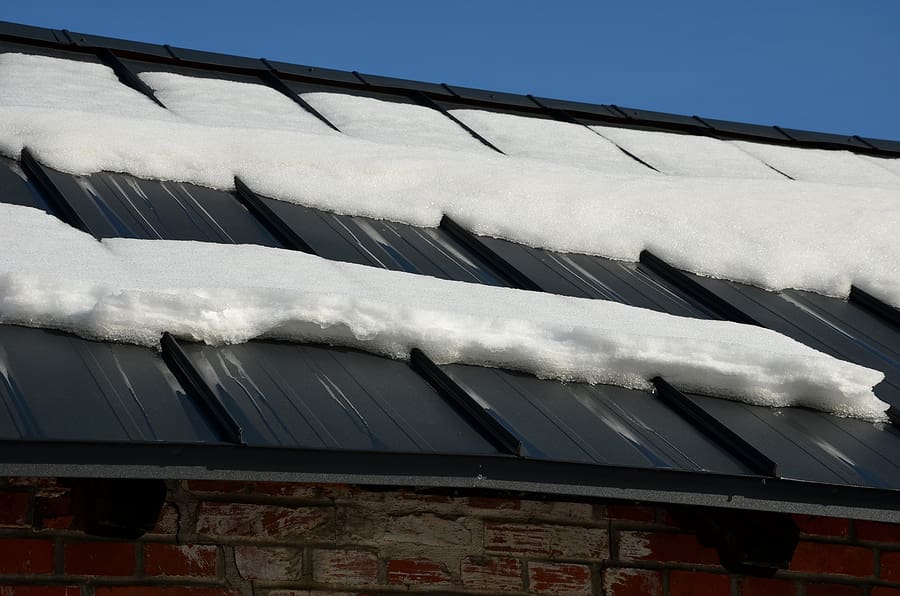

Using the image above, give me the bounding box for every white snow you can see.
[731,140,900,188]
[589,124,785,179]
[0,203,888,421]
[140,71,335,134]
[449,108,652,175]
[301,92,488,151]
[0,52,899,310]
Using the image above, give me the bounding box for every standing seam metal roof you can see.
[0,20,899,521]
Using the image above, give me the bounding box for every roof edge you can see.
[0,19,898,157]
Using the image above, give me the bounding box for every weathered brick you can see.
[64,541,135,576]
[616,530,718,565]
[882,550,900,582]
[251,482,324,499]
[603,568,662,596]
[465,496,521,511]
[94,589,239,596]
[312,549,378,586]
[607,504,656,524]
[0,492,30,527]
[143,543,218,577]
[805,583,863,596]
[788,542,873,577]
[186,480,250,494]
[235,545,303,581]
[740,575,797,596]
[0,538,54,574]
[33,490,73,530]
[0,588,80,596]
[527,562,591,595]
[484,521,609,560]
[668,570,730,596]
[856,520,900,543]
[196,502,331,540]
[793,514,850,538]
[386,558,451,585]
[150,503,180,535]
[461,556,522,592]
[383,513,472,547]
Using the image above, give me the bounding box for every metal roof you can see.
[1,20,899,521]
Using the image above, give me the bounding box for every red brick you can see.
[669,570,730,596]
[740,575,797,596]
[250,482,323,499]
[484,521,609,559]
[465,496,521,510]
[527,562,592,595]
[313,549,378,585]
[0,588,80,596]
[0,492,30,527]
[143,543,218,577]
[8,477,58,489]
[856,520,900,543]
[603,568,662,596]
[805,583,863,596]
[872,588,900,596]
[617,530,718,565]
[234,545,302,581]
[607,504,656,523]
[882,550,900,582]
[151,503,180,535]
[186,480,250,494]
[94,589,239,596]
[196,502,331,539]
[788,542,873,577]
[793,515,850,538]
[387,558,451,585]
[64,541,135,576]
[461,556,522,592]
[0,538,54,574]
[33,491,73,530]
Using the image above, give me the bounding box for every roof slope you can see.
[0,20,899,521]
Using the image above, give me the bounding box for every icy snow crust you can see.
[1,53,898,307]
[0,203,889,421]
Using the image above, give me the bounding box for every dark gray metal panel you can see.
[265,60,363,85]
[283,78,419,105]
[0,39,100,62]
[0,325,218,443]
[476,235,714,318]
[0,157,53,212]
[37,167,283,247]
[259,198,509,286]
[119,57,264,85]
[178,340,500,455]
[685,394,900,488]
[439,364,751,474]
[681,274,900,409]
[60,30,173,58]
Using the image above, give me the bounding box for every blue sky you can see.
[4,1,899,139]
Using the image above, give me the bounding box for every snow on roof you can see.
[0,202,888,420]
[0,51,897,420]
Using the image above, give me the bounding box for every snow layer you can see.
[0,203,888,421]
[590,124,785,179]
[732,140,900,188]
[1,53,899,308]
[140,71,334,134]
[449,109,652,175]
[301,92,488,151]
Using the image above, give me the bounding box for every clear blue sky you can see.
[4,1,899,139]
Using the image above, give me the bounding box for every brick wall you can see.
[0,477,898,595]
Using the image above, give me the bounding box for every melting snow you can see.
[301,91,488,151]
[0,53,897,307]
[590,124,785,180]
[731,140,900,188]
[0,203,889,421]
[448,108,651,175]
